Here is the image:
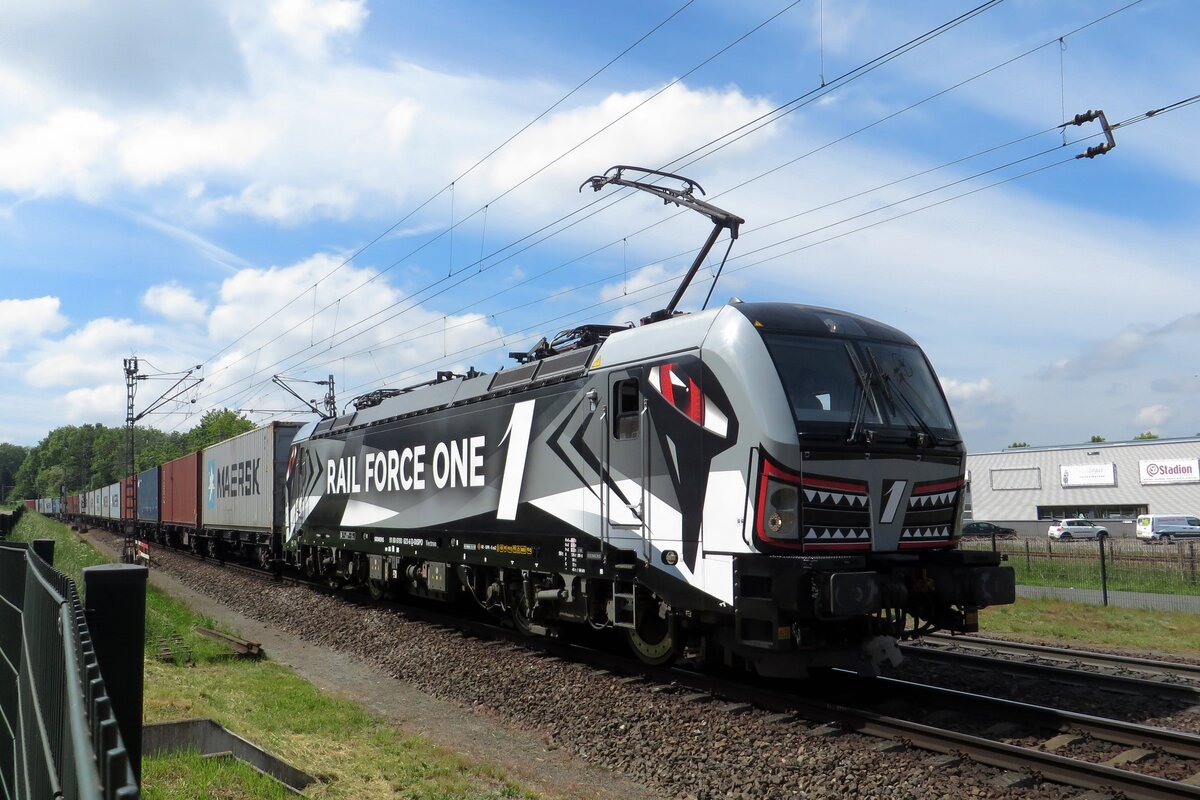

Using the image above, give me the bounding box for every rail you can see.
[0,540,142,799]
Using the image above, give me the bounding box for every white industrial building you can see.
[965,437,1200,536]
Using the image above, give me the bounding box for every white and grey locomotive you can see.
[283,167,1015,676]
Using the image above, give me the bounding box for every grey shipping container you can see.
[138,467,160,523]
[201,422,302,533]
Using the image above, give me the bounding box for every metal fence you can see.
[961,536,1200,613]
[0,541,140,799]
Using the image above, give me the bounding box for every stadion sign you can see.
[1139,458,1200,485]
[1060,462,1116,488]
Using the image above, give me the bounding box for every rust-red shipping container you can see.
[65,495,79,515]
[24,499,34,510]
[162,452,201,529]
[121,475,136,522]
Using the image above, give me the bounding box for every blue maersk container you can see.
[137,466,160,524]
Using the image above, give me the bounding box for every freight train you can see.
[37,166,1015,676]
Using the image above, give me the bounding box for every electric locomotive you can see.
[283,167,1015,676]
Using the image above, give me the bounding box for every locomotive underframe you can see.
[287,522,1014,675]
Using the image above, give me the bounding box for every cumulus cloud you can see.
[269,0,367,54]
[0,109,118,199]
[1134,404,1172,429]
[61,383,127,424]
[26,318,156,388]
[939,376,1014,438]
[0,296,68,354]
[186,254,505,422]
[142,282,209,323]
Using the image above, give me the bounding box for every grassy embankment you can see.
[10,513,538,800]
[979,597,1200,655]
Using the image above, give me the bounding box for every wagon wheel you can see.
[367,579,386,601]
[626,595,684,666]
[257,546,272,571]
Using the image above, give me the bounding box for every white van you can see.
[1136,514,1200,542]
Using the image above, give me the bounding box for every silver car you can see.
[1047,519,1108,540]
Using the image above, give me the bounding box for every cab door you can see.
[602,371,649,559]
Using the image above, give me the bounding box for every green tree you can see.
[186,409,255,451]
[1133,431,1159,440]
[1089,435,1105,443]
[0,443,28,500]
[11,445,39,500]
[1008,441,1029,448]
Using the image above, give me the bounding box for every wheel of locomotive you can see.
[367,578,386,601]
[303,547,318,579]
[625,595,684,666]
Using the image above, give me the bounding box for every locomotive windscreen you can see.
[761,333,957,440]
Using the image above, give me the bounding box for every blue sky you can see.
[0,0,1197,451]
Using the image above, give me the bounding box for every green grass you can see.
[144,659,535,799]
[10,514,543,800]
[980,595,1200,656]
[143,750,295,800]
[963,539,1200,595]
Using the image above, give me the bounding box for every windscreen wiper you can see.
[866,349,950,447]
[844,343,878,444]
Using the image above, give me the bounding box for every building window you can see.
[990,467,1041,490]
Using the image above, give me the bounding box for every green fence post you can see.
[1025,539,1031,571]
[1099,535,1109,607]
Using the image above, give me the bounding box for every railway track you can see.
[917,632,1200,683]
[902,633,1200,702]
[108,529,1200,798]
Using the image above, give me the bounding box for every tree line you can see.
[4,409,256,501]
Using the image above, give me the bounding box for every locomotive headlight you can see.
[762,480,799,539]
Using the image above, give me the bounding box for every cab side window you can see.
[613,379,640,440]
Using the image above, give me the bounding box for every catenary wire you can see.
[184,0,698,383]
[180,1,1024,418]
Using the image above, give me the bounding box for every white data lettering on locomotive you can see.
[327,436,486,495]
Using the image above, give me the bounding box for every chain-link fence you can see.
[960,536,1200,613]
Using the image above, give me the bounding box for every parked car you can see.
[1047,519,1108,540]
[961,521,1017,539]
[1135,514,1200,543]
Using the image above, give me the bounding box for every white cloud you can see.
[61,383,126,424]
[120,116,274,185]
[940,377,1014,440]
[1134,404,1172,429]
[941,377,993,403]
[0,296,68,354]
[0,109,118,199]
[200,182,358,224]
[142,282,209,323]
[269,0,367,54]
[26,318,156,388]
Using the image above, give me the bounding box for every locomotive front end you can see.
[702,303,1015,675]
